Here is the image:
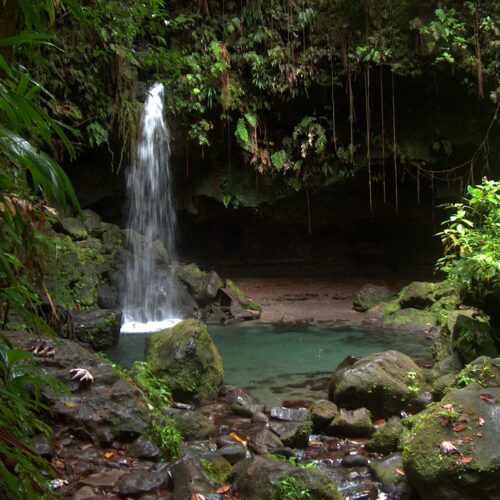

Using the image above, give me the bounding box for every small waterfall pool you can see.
[105,322,432,407]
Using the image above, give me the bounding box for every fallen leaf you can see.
[479,393,493,402]
[103,452,114,459]
[443,404,454,410]
[229,432,247,446]
[394,468,405,476]
[454,456,473,466]
[309,440,323,447]
[476,432,483,438]
[191,494,206,500]
[477,417,485,426]
[374,419,386,425]
[217,485,231,494]
[439,441,460,455]
[64,400,76,409]
[453,424,466,433]
[54,459,65,469]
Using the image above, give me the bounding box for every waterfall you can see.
[121,83,181,333]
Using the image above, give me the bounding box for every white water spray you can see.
[121,83,181,333]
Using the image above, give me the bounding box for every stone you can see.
[247,428,284,455]
[198,454,233,485]
[31,433,54,459]
[128,435,161,461]
[216,444,248,465]
[452,314,497,362]
[80,470,126,488]
[383,308,437,332]
[329,351,426,419]
[59,216,88,240]
[403,384,500,500]
[97,283,118,309]
[173,410,216,440]
[341,454,369,467]
[270,407,309,422]
[369,454,410,498]
[73,309,121,350]
[231,402,265,418]
[145,319,224,402]
[327,408,374,438]
[224,279,262,314]
[364,416,403,454]
[399,281,452,309]
[72,486,96,500]
[117,468,170,496]
[352,284,392,312]
[81,209,102,235]
[269,419,312,448]
[252,411,269,424]
[171,459,219,500]
[177,263,224,306]
[179,441,217,461]
[148,239,170,264]
[309,400,339,432]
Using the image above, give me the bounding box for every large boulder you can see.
[145,319,224,402]
[328,351,427,419]
[451,313,497,363]
[399,281,453,309]
[327,408,374,438]
[74,309,121,350]
[352,284,392,312]
[177,263,224,306]
[403,384,500,500]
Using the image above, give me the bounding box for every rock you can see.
[177,263,224,306]
[73,309,121,350]
[72,486,96,500]
[329,351,426,419]
[172,410,216,440]
[216,444,248,464]
[80,470,126,488]
[252,411,269,424]
[101,225,124,255]
[247,428,284,455]
[403,384,500,500]
[353,284,392,312]
[117,468,170,496]
[31,433,54,459]
[218,283,261,320]
[365,416,403,454]
[270,407,309,422]
[171,459,219,500]
[219,385,260,405]
[81,209,102,235]
[198,454,233,485]
[231,402,265,418]
[233,456,341,500]
[309,400,339,432]
[225,279,262,314]
[59,216,88,240]
[145,319,224,402]
[148,239,170,264]
[452,314,497,362]
[341,454,369,467]
[383,308,437,332]
[399,281,452,309]
[96,283,118,309]
[179,441,217,461]
[369,454,410,498]
[128,435,161,461]
[269,419,312,448]
[327,408,374,438]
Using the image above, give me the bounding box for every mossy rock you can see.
[365,416,403,454]
[383,308,437,330]
[274,468,342,500]
[226,279,262,312]
[328,351,426,419]
[430,295,461,326]
[403,384,500,500]
[269,419,312,448]
[327,407,374,438]
[309,400,338,432]
[399,281,454,310]
[352,284,392,312]
[177,263,224,306]
[199,454,232,486]
[369,453,405,487]
[58,216,88,240]
[172,410,216,440]
[145,320,224,402]
[74,309,121,350]
[455,356,500,388]
[452,314,497,363]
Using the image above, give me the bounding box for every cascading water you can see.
[121,83,181,333]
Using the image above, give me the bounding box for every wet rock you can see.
[399,281,452,309]
[145,319,224,402]
[216,444,248,464]
[117,468,171,496]
[219,385,260,405]
[96,283,118,309]
[73,309,121,350]
[173,410,216,440]
[179,441,218,460]
[403,384,500,500]
[309,400,339,432]
[197,453,233,485]
[329,350,426,419]
[81,209,102,236]
[269,420,312,448]
[365,416,402,454]
[72,486,96,500]
[231,402,265,418]
[270,407,309,422]
[31,433,54,459]
[369,454,410,498]
[341,454,369,467]
[247,428,284,455]
[148,239,170,264]
[80,469,126,488]
[59,216,88,240]
[225,279,262,315]
[452,314,497,362]
[327,408,374,438]
[383,308,437,332]
[171,459,219,500]
[271,447,297,459]
[128,436,161,461]
[353,284,392,312]
[252,411,269,424]
[177,263,224,306]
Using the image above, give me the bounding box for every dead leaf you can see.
[229,432,247,446]
[454,456,473,466]
[64,400,76,409]
[374,419,386,425]
[480,393,493,402]
[394,468,405,476]
[476,432,484,438]
[217,485,231,494]
[453,424,466,432]
[103,452,114,459]
[191,494,206,500]
[54,459,65,469]
[309,440,323,447]
[439,441,460,455]
[477,417,485,426]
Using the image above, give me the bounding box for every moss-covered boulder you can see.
[198,454,233,486]
[73,309,121,350]
[145,320,224,402]
[399,281,453,309]
[58,216,88,240]
[269,419,312,448]
[352,284,392,312]
[452,314,497,363]
[177,263,224,306]
[328,351,426,419]
[171,410,216,440]
[369,454,409,498]
[403,384,500,500]
[327,408,374,438]
[383,308,437,331]
[365,416,403,454]
[455,356,500,388]
[225,279,262,314]
[309,400,339,432]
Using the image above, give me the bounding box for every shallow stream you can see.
[105,322,432,407]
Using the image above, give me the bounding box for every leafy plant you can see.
[436,178,500,312]
[273,474,311,500]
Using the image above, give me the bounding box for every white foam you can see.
[120,318,183,334]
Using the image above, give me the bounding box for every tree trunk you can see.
[0,0,21,62]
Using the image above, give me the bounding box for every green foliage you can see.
[273,474,311,500]
[436,178,500,310]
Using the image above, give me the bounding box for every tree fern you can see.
[235,117,249,144]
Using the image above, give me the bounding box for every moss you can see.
[383,308,437,327]
[226,279,262,312]
[272,468,342,500]
[430,295,461,326]
[199,456,232,485]
[383,300,401,316]
[365,417,403,454]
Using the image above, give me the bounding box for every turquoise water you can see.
[105,323,432,407]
